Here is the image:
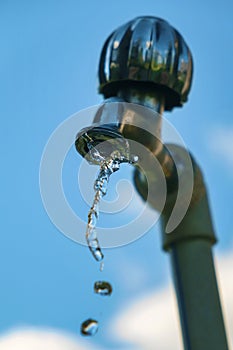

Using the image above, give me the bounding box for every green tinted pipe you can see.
[161,150,229,350]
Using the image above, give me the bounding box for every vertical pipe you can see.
[170,239,228,350]
[161,160,229,350]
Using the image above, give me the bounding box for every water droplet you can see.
[94,281,113,296]
[100,262,104,272]
[81,319,98,336]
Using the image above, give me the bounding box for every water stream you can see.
[81,132,138,336]
[84,132,138,262]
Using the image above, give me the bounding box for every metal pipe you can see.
[135,145,229,349]
[159,150,229,350]
[171,240,228,350]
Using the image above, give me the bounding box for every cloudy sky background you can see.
[1,0,233,349]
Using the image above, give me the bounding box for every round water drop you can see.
[81,319,98,336]
[94,281,113,296]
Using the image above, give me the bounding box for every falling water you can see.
[94,281,113,296]
[85,153,121,261]
[81,319,99,336]
[84,132,138,262]
[81,132,138,337]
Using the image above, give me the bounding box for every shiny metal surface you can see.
[76,88,164,161]
[99,16,193,111]
[75,100,177,194]
[75,99,163,163]
[76,16,190,196]
[116,86,165,113]
[75,100,130,164]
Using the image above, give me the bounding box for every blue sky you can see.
[1,1,233,349]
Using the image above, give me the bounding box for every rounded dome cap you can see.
[98,16,193,111]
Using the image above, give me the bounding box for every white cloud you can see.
[1,252,232,350]
[209,127,233,170]
[110,285,182,350]
[0,328,100,350]
[110,250,233,350]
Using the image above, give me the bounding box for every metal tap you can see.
[75,16,193,208]
[75,16,229,350]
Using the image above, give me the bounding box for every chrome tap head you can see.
[98,16,193,111]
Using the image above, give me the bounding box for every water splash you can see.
[94,281,113,296]
[81,319,98,336]
[84,133,138,262]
